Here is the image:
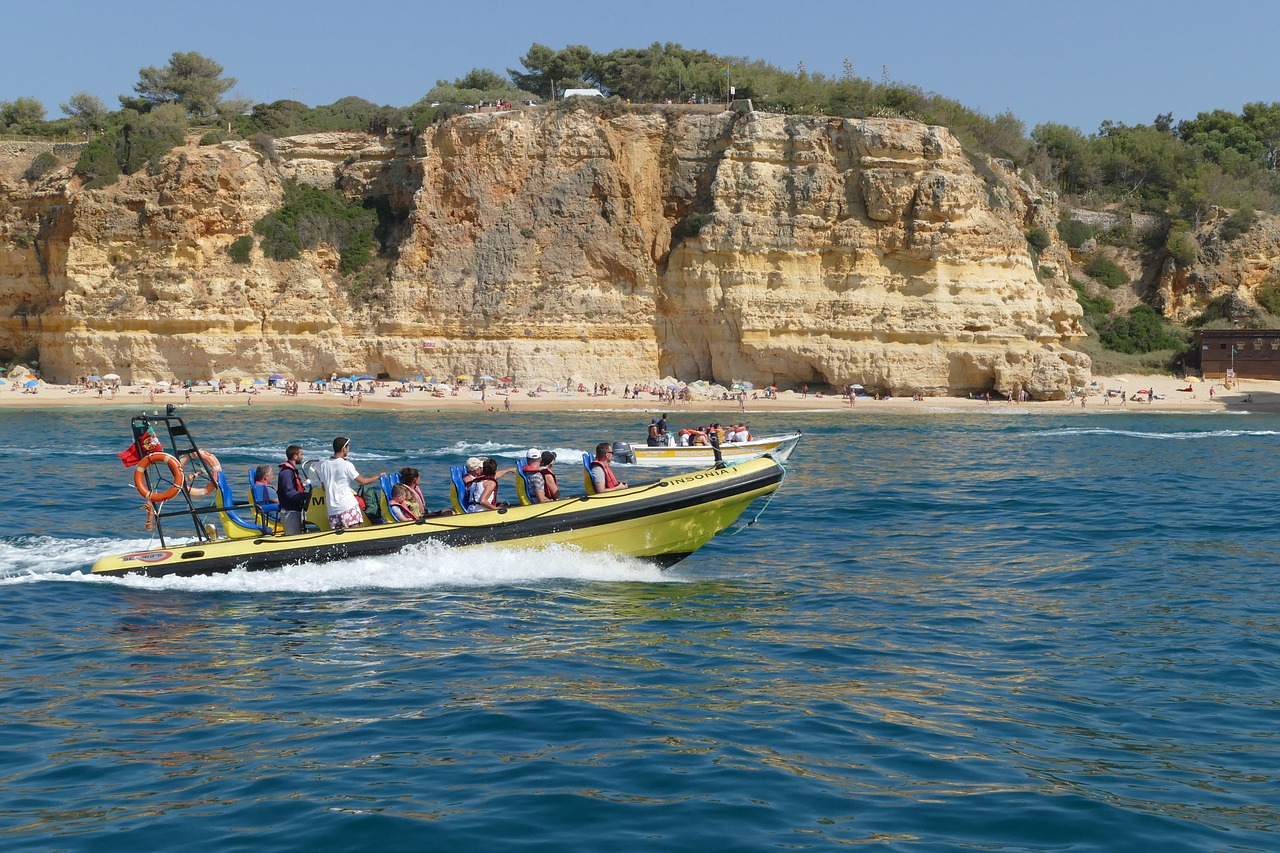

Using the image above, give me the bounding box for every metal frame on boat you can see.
[93,410,787,578]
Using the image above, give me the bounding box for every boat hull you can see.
[92,456,785,577]
[630,432,801,466]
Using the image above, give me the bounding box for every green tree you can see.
[1099,305,1185,353]
[254,180,379,275]
[132,51,236,117]
[456,68,509,91]
[60,92,107,134]
[1,97,46,132]
[508,44,592,100]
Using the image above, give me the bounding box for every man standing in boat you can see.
[316,437,385,529]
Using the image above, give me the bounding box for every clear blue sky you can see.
[4,0,1277,134]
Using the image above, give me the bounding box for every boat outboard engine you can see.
[611,440,636,464]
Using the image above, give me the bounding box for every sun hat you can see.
[465,456,483,471]
[526,448,541,459]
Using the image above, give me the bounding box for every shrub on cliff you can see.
[254,180,378,275]
[1056,218,1093,248]
[1165,228,1198,267]
[1073,279,1114,330]
[23,151,59,182]
[1084,252,1130,288]
[1099,305,1185,353]
[227,236,253,264]
[671,212,712,244]
[1025,226,1051,254]
[74,137,121,188]
[1219,207,1256,242]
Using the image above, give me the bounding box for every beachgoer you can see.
[277,444,309,536]
[316,436,385,529]
[539,450,560,501]
[521,448,548,502]
[590,442,628,492]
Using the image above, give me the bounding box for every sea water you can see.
[2,404,1278,851]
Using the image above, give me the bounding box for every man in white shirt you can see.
[316,436,385,529]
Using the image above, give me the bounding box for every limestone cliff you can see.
[0,109,1088,397]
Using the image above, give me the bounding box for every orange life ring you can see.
[133,452,184,503]
[181,449,222,497]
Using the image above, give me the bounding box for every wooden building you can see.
[1197,329,1280,380]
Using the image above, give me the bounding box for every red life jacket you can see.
[591,459,618,489]
[389,498,419,521]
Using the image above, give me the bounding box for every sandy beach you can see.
[0,373,1272,416]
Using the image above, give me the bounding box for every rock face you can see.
[1152,207,1280,324]
[0,111,1088,396]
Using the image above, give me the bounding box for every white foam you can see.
[1027,427,1280,440]
[5,540,678,592]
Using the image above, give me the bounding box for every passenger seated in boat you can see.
[520,448,554,503]
[251,464,280,526]
[398,466,453,518]
[539,450,560,501]
[388,484,420,522]
[590,442,628,493]
[466,457,513,512]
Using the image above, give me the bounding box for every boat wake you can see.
[1027,427,1280,440]
[0,536,676,592]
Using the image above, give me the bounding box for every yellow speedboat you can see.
[92,411,786,578]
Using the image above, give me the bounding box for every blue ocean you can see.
[2,404,1278,851]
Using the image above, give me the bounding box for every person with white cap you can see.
[464,456,515,512]
[521,448,550,503]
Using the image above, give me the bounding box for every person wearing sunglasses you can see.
[316,436,385,529]
[589,442,628,493]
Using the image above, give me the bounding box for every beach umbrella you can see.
[0,366,6,372]
[480,374,496,381]
[0,379,7,385]
[501,376,513,383]
[850,384,864,390]
[269,374,283,381]
[88,375,102,381]
[739,380,754,389]
[414,374,425,382]
[457,374,473,381]
[398,378,410,383]
[103,373,120,382]
[425,376,436,384]
[357,374,375,381]
[24,380,40,388]
[252,379,266,385]
[313,379,328,385]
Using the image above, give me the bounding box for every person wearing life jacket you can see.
[646,419,662,447]
[398,466,454,518]
[466,457,514,512]
[590,442,628,492]
[277,445,309,536]
[521,448,550,502]
[388,484,420,522]
[539,450,560,501]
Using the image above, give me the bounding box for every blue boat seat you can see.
[582,452,598,495]
[213,469,277,537]
[515,464,535,505]
[448,465,467,514]
[248,468,280,528]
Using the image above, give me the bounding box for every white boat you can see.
[618,432,801,467]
